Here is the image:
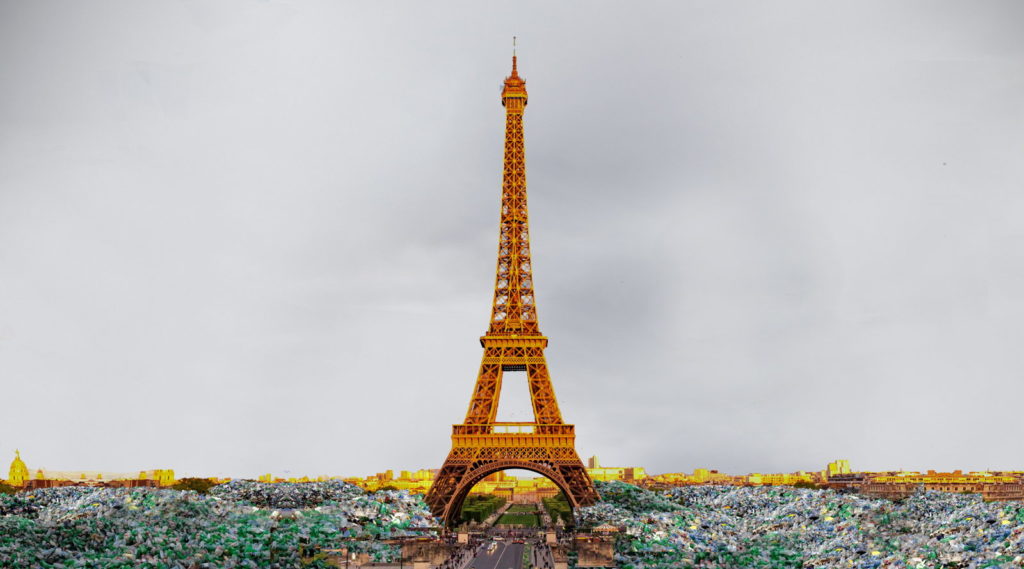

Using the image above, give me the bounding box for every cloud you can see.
[1,1,1023,478]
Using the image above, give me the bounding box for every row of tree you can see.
[543,493,573,525]
[460,494,506,524]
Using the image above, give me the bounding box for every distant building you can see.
[5,451,175,490]
[414,469,434,481]
[8,450,29,487]
[825,472,869,492]
[983,481,1024,502]
[585,456,647,483]
[860,471,1024,501]
[826,459,852,477]
[747,471,816,486]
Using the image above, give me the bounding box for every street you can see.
[466,542,524,569]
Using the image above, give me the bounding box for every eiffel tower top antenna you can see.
[511,37,518,76]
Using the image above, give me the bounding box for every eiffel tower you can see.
[425,53,598,527]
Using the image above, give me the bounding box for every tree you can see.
[170,478,218,494]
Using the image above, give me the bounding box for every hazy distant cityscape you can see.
[8,452,1024,504]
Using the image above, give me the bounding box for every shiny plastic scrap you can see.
[579,481,1024,569]
[0,482,439,568]
[210,479,366,509]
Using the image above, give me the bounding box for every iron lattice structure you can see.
[425,55,598,526]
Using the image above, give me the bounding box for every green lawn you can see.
[496,513,540,527]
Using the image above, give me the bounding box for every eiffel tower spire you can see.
[489,51,537,336]
[425,52,597,527]
[468,53,559,427]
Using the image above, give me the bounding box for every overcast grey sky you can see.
[1,1,1023,479]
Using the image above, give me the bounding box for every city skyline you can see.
[2,1,1024,478]
[9,450,1024,504]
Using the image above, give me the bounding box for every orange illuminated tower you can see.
[425,52,598,526]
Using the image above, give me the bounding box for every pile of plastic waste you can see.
[210,479,367,509]
[0,482,438,568]
[579,481,1024,568]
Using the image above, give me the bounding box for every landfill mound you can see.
[0,482,438,568]
[210,479,366,509]
[579,481,1024,568]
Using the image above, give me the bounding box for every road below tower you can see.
[467,542,524,569]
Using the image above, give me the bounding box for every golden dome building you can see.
[8,450,29,488]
